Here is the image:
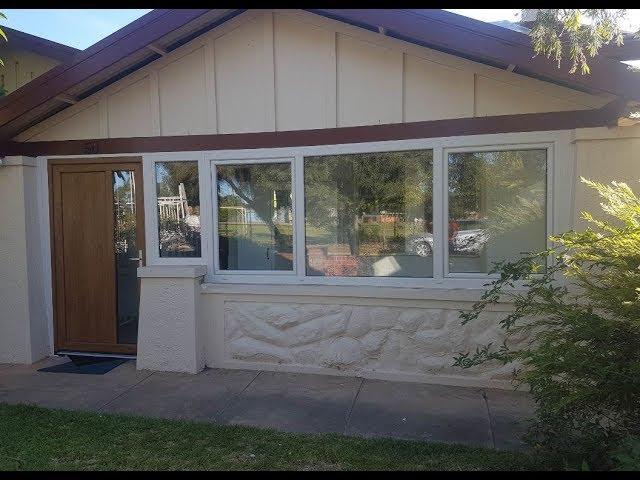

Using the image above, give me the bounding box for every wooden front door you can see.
[50,159,145,354]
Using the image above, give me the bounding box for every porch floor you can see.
[0,357,534,451]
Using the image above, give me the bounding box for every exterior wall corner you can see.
[0,156,49,364]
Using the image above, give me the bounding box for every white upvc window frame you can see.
[142,151,210,266]
[442,142,554,279]
[134,131,564,289]
[210,156,297,277]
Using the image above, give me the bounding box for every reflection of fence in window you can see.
[157,182,188,221]
[219,205,293,245]
[359,212,406,247]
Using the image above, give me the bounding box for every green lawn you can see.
[0,403,553,471]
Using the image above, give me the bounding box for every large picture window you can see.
[155,161,201,258]
[150,138,554,285]
[216,161,294,271]
[304,150,434,278]
[447,149,547,274]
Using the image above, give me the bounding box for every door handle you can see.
[129,249,144,267]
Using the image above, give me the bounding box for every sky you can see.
[0,9,153,49]
[1,9,639,50]
[447,9,640,31]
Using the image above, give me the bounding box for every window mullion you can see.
[211,161,221,274]
[432,146,445,283]
[198,153,214,281]
[294,153,306,281]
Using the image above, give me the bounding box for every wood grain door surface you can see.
[50,159,144,354]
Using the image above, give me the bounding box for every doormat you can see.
[38,358,129,375]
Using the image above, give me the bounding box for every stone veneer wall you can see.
[223,300,516,383]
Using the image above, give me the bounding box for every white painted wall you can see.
[137,265,207,373]
[107,76,153,138]
[572,125,640,228]
[15,9,610,142]
[0,157,49,364]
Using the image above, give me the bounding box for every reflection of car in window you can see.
[406,221,489,257]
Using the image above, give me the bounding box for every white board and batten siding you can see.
[15,9,611,143]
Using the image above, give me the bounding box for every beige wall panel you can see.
[0,46,60,94]
[215,15,272,134]
[336,34,403,127]
[107,77,153,138]
[274,13,334,131]
[158,47,207,136]
[475,75,585,116]
[29,103,101,141]
[404,54,473,122]
[574,136,640,228]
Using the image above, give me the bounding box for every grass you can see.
[0,403,553,471]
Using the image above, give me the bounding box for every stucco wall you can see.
[137,266,207,374]
[15,9,609,142]
[201,288,519,388]
[0,158,49,363]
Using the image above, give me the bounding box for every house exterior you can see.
[0,26,80,95]
[1,9,639,389]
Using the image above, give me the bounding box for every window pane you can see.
[447,149,547,274]
[113,170,140,344]
[155,161,201,257]
[304,150,434,278]
[217,163,293,271]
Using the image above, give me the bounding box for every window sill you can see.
[138,265,207,278]
[200,281,512,303]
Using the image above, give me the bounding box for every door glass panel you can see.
[113,171,139,344]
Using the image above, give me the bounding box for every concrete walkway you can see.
[0,357,534,451]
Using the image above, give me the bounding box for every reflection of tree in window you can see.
[155,162,201,257]
[113,171,137,258]
[304,150,434,278]
[217,163,293,271]
[447,150,546,273]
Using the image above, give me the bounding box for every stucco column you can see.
[136,265,207,373]
[0,156,49,364]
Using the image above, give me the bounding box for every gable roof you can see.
[0,9,241,139]
[312,9,639,98]
[0,26,80,63]
[0,8,637,141]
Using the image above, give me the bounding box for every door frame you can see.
[48,156,145,355]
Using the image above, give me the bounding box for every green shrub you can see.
[453,178,640,470]
[612,436,640,471]
[359,223,382,242]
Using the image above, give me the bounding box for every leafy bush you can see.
[612,436,640,471]
[359,223,383,242]
[453,178,640,470]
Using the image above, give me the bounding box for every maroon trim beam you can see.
[0,101,626,158]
